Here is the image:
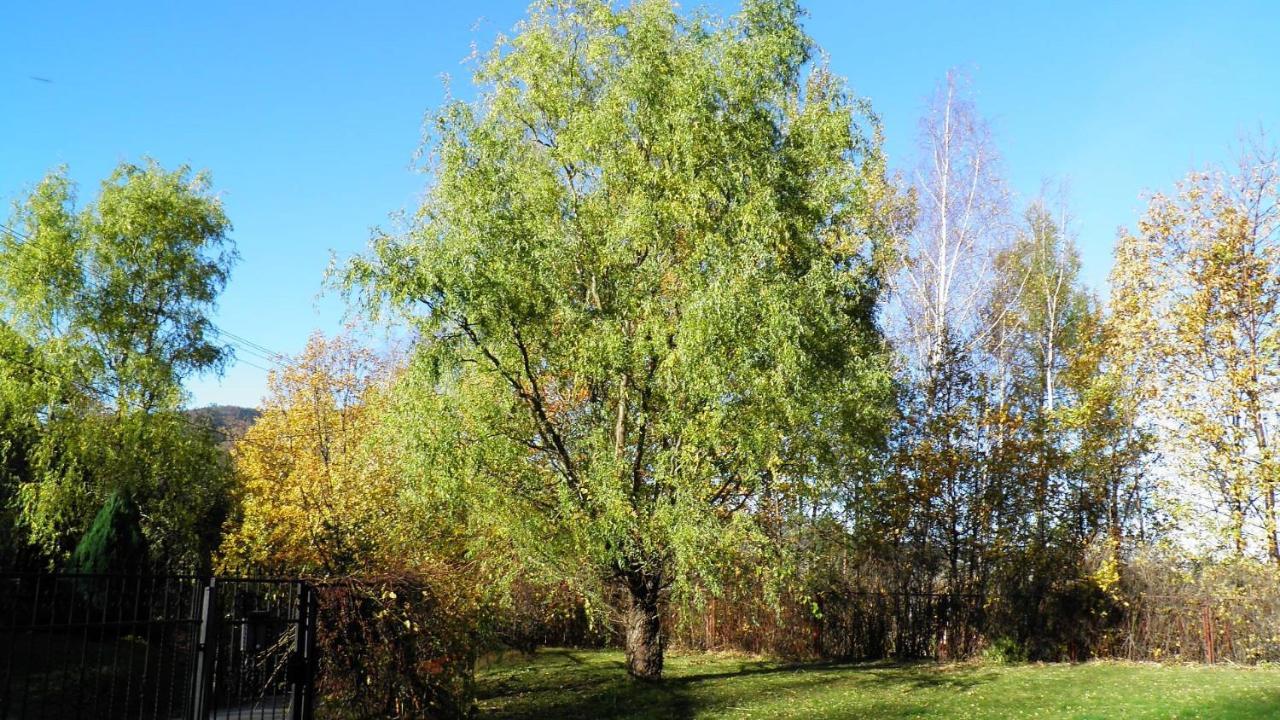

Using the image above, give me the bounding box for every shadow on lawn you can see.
[478,651,1280,720]
[1177,691,1280,720]
[476,652,993,720]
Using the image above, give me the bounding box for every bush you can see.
[1115,550,1280,663]
[314,570,478,720]
[493,580,612,653]
[980,636,1026,664]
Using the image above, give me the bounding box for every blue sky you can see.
[2,1,1277,408]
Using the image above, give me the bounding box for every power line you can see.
[210,329,287,370]
[212,326,288,364]
[222,352,275,373]
[0,221,348,447]
[0,221,291,373]
[0,341,326,449]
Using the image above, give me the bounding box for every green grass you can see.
[476,648,1280,719]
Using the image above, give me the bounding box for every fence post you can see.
[191,578,219,720]
[290,582,318,720]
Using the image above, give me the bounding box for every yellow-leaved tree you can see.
[1111,140,1280,561]
[218,332,404,574]
[218,333,484,717]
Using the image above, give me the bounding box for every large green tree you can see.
[0,160,236,568]
[348,0,899,679]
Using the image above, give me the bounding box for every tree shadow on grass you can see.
[479,652,1280,720]
[476,652,997,720]
[1174,691,1280,720]
[477,653,694,720]
[668,658,991,692]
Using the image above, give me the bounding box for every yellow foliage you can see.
[218,332,405,574]
[1091,537,1122,596]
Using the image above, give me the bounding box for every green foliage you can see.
[0,159,237,569]
[1,160,235,411]
[980,636,1027,665]
[70,489,149,575]
[347,0,900,675]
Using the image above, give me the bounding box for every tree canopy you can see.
[0,159,236,569]
[347,0,901,678]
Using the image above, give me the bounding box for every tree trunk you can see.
[622,571,664,681]
[1231,497,1246,557]
[1265,484,1280,563]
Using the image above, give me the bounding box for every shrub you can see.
[980,636,1026,664]
[314,570,478,720]
[1116,550,1280,663]
[493,580,612,654]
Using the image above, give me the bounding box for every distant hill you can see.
[184,405,260,448]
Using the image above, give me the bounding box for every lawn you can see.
[475,648,1280,719]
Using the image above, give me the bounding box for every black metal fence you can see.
[0,574,317,720]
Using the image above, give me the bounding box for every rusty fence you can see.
[1116,593,1280,663]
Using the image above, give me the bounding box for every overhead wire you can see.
[0,221,290,374]
[0,220,334,447]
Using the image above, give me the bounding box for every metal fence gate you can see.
[0,574,317,720]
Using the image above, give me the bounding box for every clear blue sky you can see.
[3,1,1277,408]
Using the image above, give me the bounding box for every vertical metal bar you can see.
[236,581,245,720]
[17,574,41,719]
[152,579,167,720]
[191,577,218,720]
[301,584,317,720]
[46,576,67,720]
[1204,604,1216,664]
[42,575,62,720]
[181,578,199,717]
[76,573,97,720]
[155,577,174,720]
[247,583,257,719]
[0,577,14,719]
[60,575,85,720]
[138,575,156,720]
[233,581,242,720]
[120,574,144,718]
[89,575,112,718]
[290,581,301,714]
[289,583,306,720]
[268,581,281,715]
[106,575,127,718]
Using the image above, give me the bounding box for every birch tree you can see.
[995,200,1092,543]
[884,71,1010,603]
[0,161,238,568]
[895,70,1009,383]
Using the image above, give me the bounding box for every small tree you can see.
[71,489,149,575]
[348,0,898,679]
[219,333,403,575]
